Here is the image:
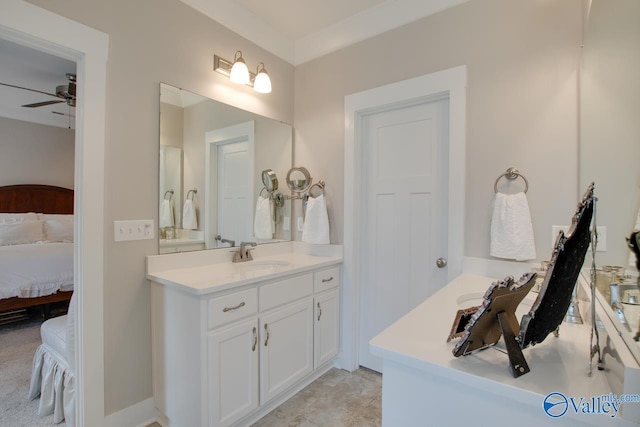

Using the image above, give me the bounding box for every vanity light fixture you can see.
[213,51,272,94]
[253,63,272,94]
[229,51,249,84]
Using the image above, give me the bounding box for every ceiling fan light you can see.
[229,51,250,85]
[253,63,271,94]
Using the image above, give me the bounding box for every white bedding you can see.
[0,242,73,300]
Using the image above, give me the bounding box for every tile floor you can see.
[252,368,382,427]
[147,368,382,427]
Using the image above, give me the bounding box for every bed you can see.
[0,184,74,313]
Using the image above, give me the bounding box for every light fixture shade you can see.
[229,51,250,85]
[254,63,272,94]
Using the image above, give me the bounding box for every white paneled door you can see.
[359,97,450,372]
[205,121,255,248]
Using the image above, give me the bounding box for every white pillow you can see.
[0,212,38,224]
[44,217,74,242]
[0,220,45,245]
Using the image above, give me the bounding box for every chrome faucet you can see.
[233,241,256,263]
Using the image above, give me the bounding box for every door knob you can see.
[436,257,447,268]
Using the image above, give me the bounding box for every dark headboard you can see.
[0,184,74,214]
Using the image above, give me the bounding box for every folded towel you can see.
[490,192,536,261]
[302,194,330,244]
[182,199,198,230]
[254,196,273,239]
[160,199,174,228]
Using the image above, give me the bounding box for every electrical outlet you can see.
[283,216,290,231]
[551,224,605,251]
[297,217,304,232]
[114,220,155,242]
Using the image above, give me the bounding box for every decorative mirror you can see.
[262,169,278,192]
[286,166,311,193]
[518,183,595,349]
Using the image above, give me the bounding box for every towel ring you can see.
[494,167,528,194]
[308,180,325,198]
[164,189,174,200]
[186,189,197,200]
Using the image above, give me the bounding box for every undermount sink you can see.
[236,260,291,275]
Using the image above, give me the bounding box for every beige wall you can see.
[27,0,294,416]
[0,116,74,188]
[581,0,640,266]
[295,0,582,259]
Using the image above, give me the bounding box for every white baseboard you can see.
[104,397,157,427]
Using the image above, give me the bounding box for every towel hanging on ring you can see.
[302,194,330,244]
[490,192,536,261]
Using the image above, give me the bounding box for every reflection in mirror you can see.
[580,0,640,350]
[159,83,292,254]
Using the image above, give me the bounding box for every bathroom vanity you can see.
[147,242,342,427]
[370,272,640,426]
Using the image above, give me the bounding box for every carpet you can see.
[0,320,64,427]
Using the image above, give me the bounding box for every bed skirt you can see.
[29,344,75,426]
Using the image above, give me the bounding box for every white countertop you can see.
[370,273,613,401]
[147,242,343,295]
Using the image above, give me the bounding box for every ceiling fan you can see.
[0,73,76,108]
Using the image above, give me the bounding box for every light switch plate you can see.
[114,220,154,242]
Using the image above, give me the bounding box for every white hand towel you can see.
[630,207,640,266]
[254,196,273,239]
[182,199,198,230]
[490,192,536,261]
[160,199,174,228]
[302,194,330,244]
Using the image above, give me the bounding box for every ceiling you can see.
[0,38,76,129]
[181,0,471,65]
[0,0,469,129]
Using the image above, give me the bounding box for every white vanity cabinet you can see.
[208,318,259,427]
[149,257,341,427]
[313,266,341,368]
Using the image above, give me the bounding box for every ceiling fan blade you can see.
[22,100,65,108]
[0,82,59,98]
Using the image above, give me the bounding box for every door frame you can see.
[342,66,467,371]
[0,1,108,425]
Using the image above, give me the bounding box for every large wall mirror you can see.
[159,83,292,254]
[580,0,640,351]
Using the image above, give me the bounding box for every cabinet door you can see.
[208,318,259,427]
[260,298,314,403]
[314,288,340,368]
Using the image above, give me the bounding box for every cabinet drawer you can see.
[260,274,313,311]
[313,266,340,293]
[208,288,258,329]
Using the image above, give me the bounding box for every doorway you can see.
[342,66,467,371]
[0,1,108,425]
